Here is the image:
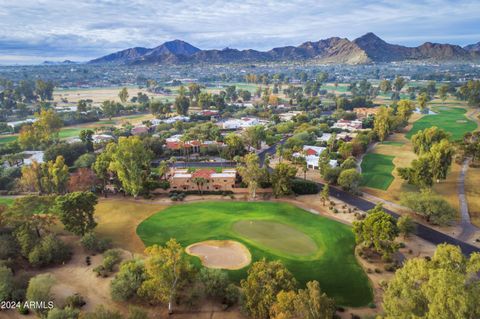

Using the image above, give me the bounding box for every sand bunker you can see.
[186,240,251,270]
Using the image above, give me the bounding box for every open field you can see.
[94,198,168,253]
[136,201,373,307]
[405,106,477,140]
[360,153,395,190]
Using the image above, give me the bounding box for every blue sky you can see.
[0,0,479,64]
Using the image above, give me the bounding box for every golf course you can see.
[406,106,477,140]
[136,201,372,307]
[360,153,395,190]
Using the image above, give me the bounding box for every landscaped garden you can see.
[405,107,477,140]
[360,153,395,190]
[136,201,373,307]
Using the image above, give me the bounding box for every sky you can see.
[0,0,479,65]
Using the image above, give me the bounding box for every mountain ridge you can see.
[89,33,480,65]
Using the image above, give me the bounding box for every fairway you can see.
[0,135,17,145]
[380,141,404,146]
[406,107,477,140]
[361,153,395,190]
[137,201,372,306]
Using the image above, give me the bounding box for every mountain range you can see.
[89,33,480,65]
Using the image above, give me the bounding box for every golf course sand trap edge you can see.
[186,240,251,270]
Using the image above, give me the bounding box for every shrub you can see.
[65,293,86,309]
[110,259,145,302]
[26,274,55,317]
[291,179,319,195]
[199,268,230,299]
[47,307,80,319]
[93,249,121,277]
[223,284,239,307]
[28,235,72,267]
[81,233,111,254]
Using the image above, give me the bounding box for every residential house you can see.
[169,168,237,191]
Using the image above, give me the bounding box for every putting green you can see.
[232,220,318,256]
[136,201,372,306]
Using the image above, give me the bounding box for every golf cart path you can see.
[458,158,479,241]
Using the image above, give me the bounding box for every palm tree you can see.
[192,177,207,195]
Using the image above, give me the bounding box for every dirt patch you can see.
[186,240,251,270]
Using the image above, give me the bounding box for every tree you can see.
[438,84,449,103]
[118,87,129,104]
[294,281,335,319]
[337,168,362,193]
[199,268,230,299]
[19,109,63,149]
[55,191,98,236]
[80,129,94,152]
[92,142,116,195]
[111,259,146,301]
[379,79,392,93]
[353,208,399,259]
[109,137,153,198]
[396,99,415,123]
[383,244,480,319]
[139,239,193,314]
[397,215,415,238]
[417,92,429,110]
[243,125,266,150]
[101,100,119,120]
[411,127,449,154]
[397,155,434,188]
[271,163,297,197]
[400,189,456,225]
[174,92,190,115]
[237,153,264,199]
[270,290,297,319]
[320,184,329,206]
[393,76,406,92]
[241,259,297,319]
[192,177,208,195]
[26,274,55,317]
[373,106,393,141]
[430,139,454,182]
[35,79,54,101]
[224,133,245,159]
[47,156,70,194]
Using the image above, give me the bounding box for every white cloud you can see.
[0,0,478,64]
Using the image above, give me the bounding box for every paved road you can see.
[262,142,480,256]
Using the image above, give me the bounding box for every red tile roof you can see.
[192,169,215,179]
[305,148,318,156]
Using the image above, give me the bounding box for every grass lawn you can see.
[405,107,477,140]
[360,153,395,190]
[137,201,372,307]
[0,197,14,206]
[0,135,18,145]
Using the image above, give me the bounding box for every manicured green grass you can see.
[0,197,14,206]
[0,135,18,145]
[361,153,395,190]
[137,201,372,307]
[380,141,404,146]
[59,128,85,139]
[232,220,318,256]
[406,107,477,140]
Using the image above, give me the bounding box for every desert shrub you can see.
[81,233,111,254]
[28,235,72,267]
[64,293,86,309]
[110,259,145,301]
[93,249,121,277]
[26,274,55,317]
[47,307,80,319]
